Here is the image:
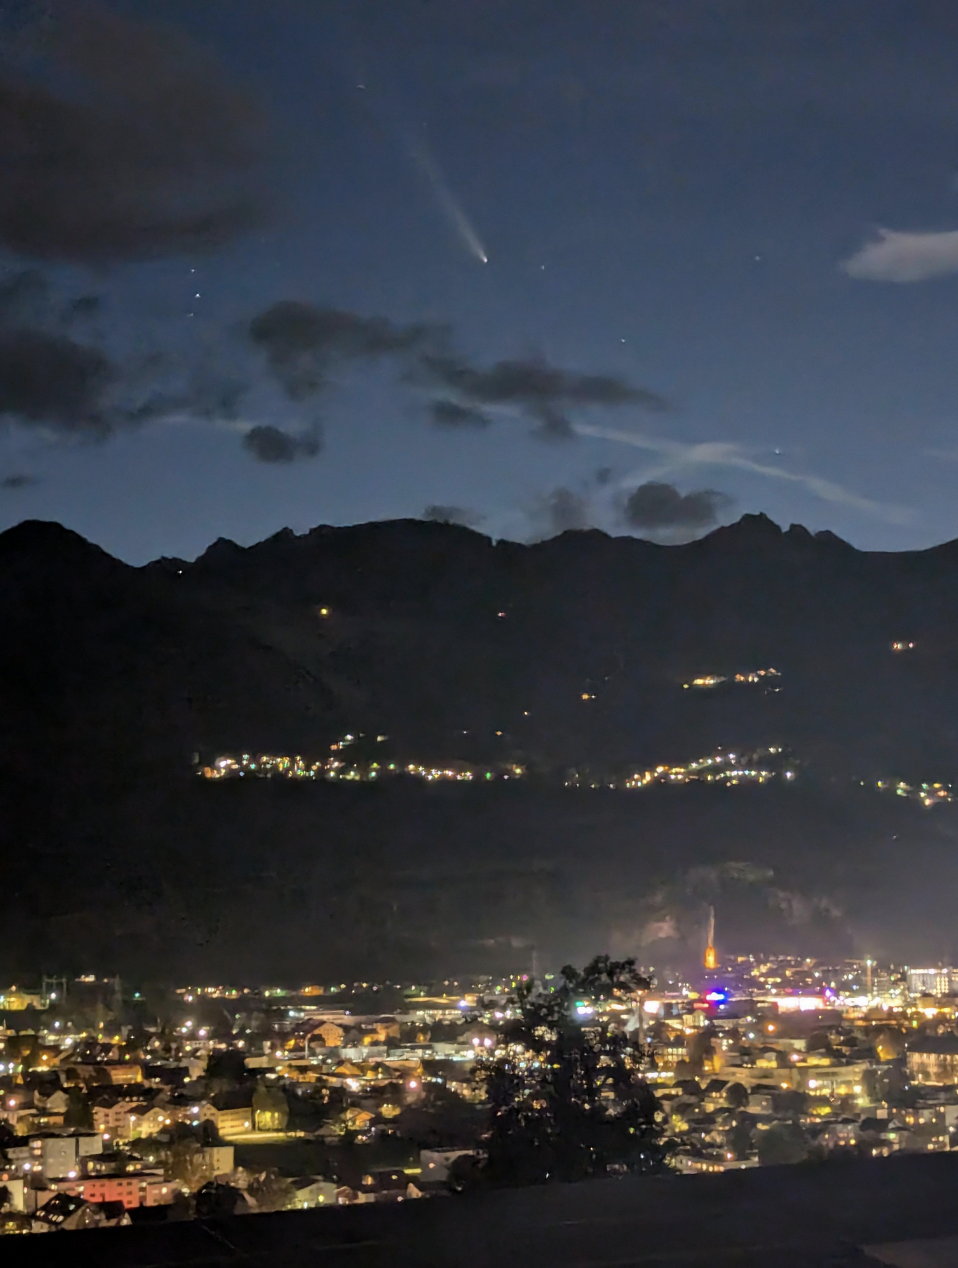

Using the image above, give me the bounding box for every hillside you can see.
[3,513,958,981]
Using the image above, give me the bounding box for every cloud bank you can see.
[245,300,665,459]
[577,424,909,525]
[0,8,266,263]
[841,228,958,283]
[423,504,486,527]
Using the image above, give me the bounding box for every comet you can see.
[406,135,489,264]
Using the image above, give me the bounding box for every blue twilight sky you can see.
[4,0,958,562]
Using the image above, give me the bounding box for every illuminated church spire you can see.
[704,905,717,970]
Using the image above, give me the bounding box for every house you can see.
[289,1176,339,1208]
[747,1090,775,1114]
[166,1096,214,1127]
[702,1079,730,1111]
[93,1098,150,1136]
[307,1022,345,1050]
[340,1106,376,1133]
[32,1087,69,1115]
[857,1116,908,1155]
[359,1167,420,1201]
[39,1135,81,1178]
[93,1200,132,1227]
[212,1106,253,1136]
[907,1034,958,1085]
[65,1063,143,1086]
[31,1193,116,1232]
[201,1145,234,1177]
[124,1104,173,1139]
[63,1174,177,1209]
[142,1064,189,1090]
[812,1117,861,1150]
[672,1151,757,1175]
[420,1147,482,1183]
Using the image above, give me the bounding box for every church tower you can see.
[704,906,717,970]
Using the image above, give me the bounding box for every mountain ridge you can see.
[4,512,958,980]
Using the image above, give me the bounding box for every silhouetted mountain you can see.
[3,514,958,981]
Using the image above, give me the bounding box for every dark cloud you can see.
[248,300,666,451]
[545,486,590,532]
[428,398,492,427]
[412,348,665,440]
[0,328,113,430]
[242,424,322,463]
[0,269,48,324]
[0,8,266,263]
[417,351,663,412]
[0,266,247,438]
[1,473,39,490]
[67,296,103,321]
[595,466,614,486]
[423,504,486,527]
[622,481,733,531]
[0,276,667,467]
[526,486,593,541]
[0,267,117,431]
[250,302,437,401]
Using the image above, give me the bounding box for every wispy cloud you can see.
[574,424,910,524]
[841,228,958,283]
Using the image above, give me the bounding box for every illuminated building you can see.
[906,967,958,997]
[906,1034,958,1085]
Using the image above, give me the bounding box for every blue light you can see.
[705,988,729,1003]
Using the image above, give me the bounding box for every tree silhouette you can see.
[64,1085,93,1130]
[248,1168,295,1212]
[757,1120,810,1166]
[252,1082,288,1131]
[478,956,667,1186]
[726,1114,754,1160]
[874,1028,906,1062]
[195,1181,244,1218]
[206,1047,251,1094]
[725,1081,749,1110]
[397,1083,483,1148]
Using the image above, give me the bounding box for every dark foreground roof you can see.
[7,1153,958,1268]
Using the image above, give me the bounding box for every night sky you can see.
[4,0,958,562]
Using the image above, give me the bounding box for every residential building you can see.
[62,1174,176,1209]
[211,1106,253,1135]
[907,968,958,998]
[92,1098,148,1136]
[289,1177,339,1208]
[201,1145,234,1176]
[907,1034,958,1085]
[420,1147,481,1183]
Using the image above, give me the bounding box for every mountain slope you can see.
[3,514,958,980]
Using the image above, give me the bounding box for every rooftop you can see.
[6,1153,958,1267]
